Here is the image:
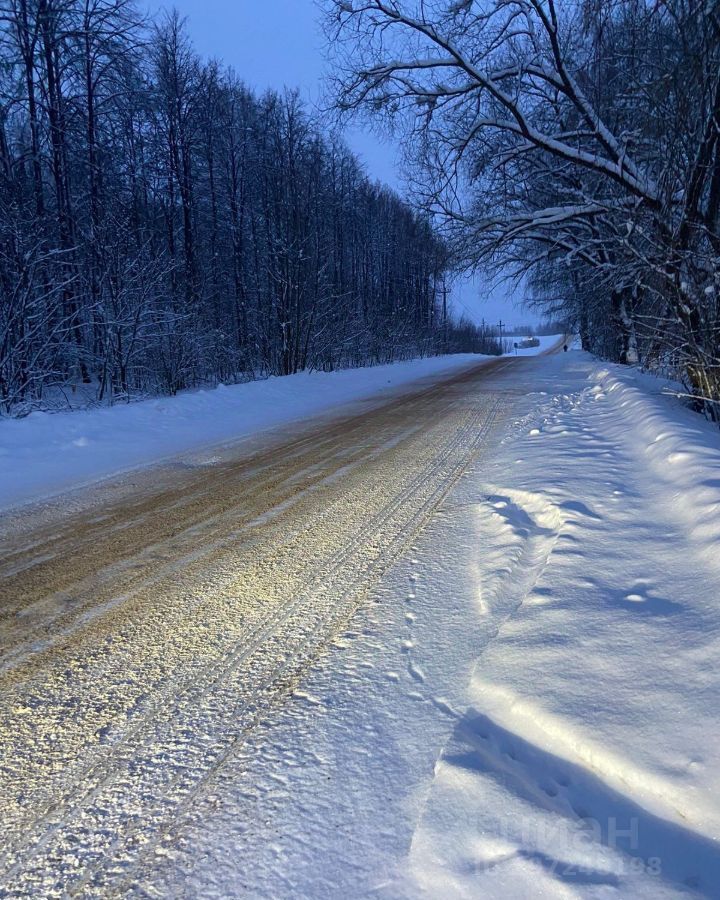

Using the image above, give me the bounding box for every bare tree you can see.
[327,0,720,413]
[0,1,491,416]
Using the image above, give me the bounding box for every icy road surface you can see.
[0,354,525,896]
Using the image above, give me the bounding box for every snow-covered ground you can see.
[408,358,720,899]
[135,347,720,899]
[6,337,715,899]
[0,354,489,511]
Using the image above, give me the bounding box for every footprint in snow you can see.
[408,662,425,683]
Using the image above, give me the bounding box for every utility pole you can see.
[442,279,448,351]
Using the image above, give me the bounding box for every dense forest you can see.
[0,1,499,416]
[330,0,720,417]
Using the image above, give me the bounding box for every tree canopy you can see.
[328,0,720,415]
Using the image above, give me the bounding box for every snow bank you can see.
[0,355,489,511]
[592,366,720,567]
[410,356,720,898]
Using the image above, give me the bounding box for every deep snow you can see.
[129,347,720,899]
[408,359,720,898]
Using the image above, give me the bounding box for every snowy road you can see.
[0,354,527,896]
[4,346,719,900]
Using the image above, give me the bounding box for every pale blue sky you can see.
[147,1,534,326]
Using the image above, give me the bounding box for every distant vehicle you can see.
[514,337,541,349]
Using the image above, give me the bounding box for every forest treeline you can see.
[330,0,720,417]
[0,1,498,416]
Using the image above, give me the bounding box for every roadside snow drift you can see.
[410,360,720,899]
[0,354,488,510]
